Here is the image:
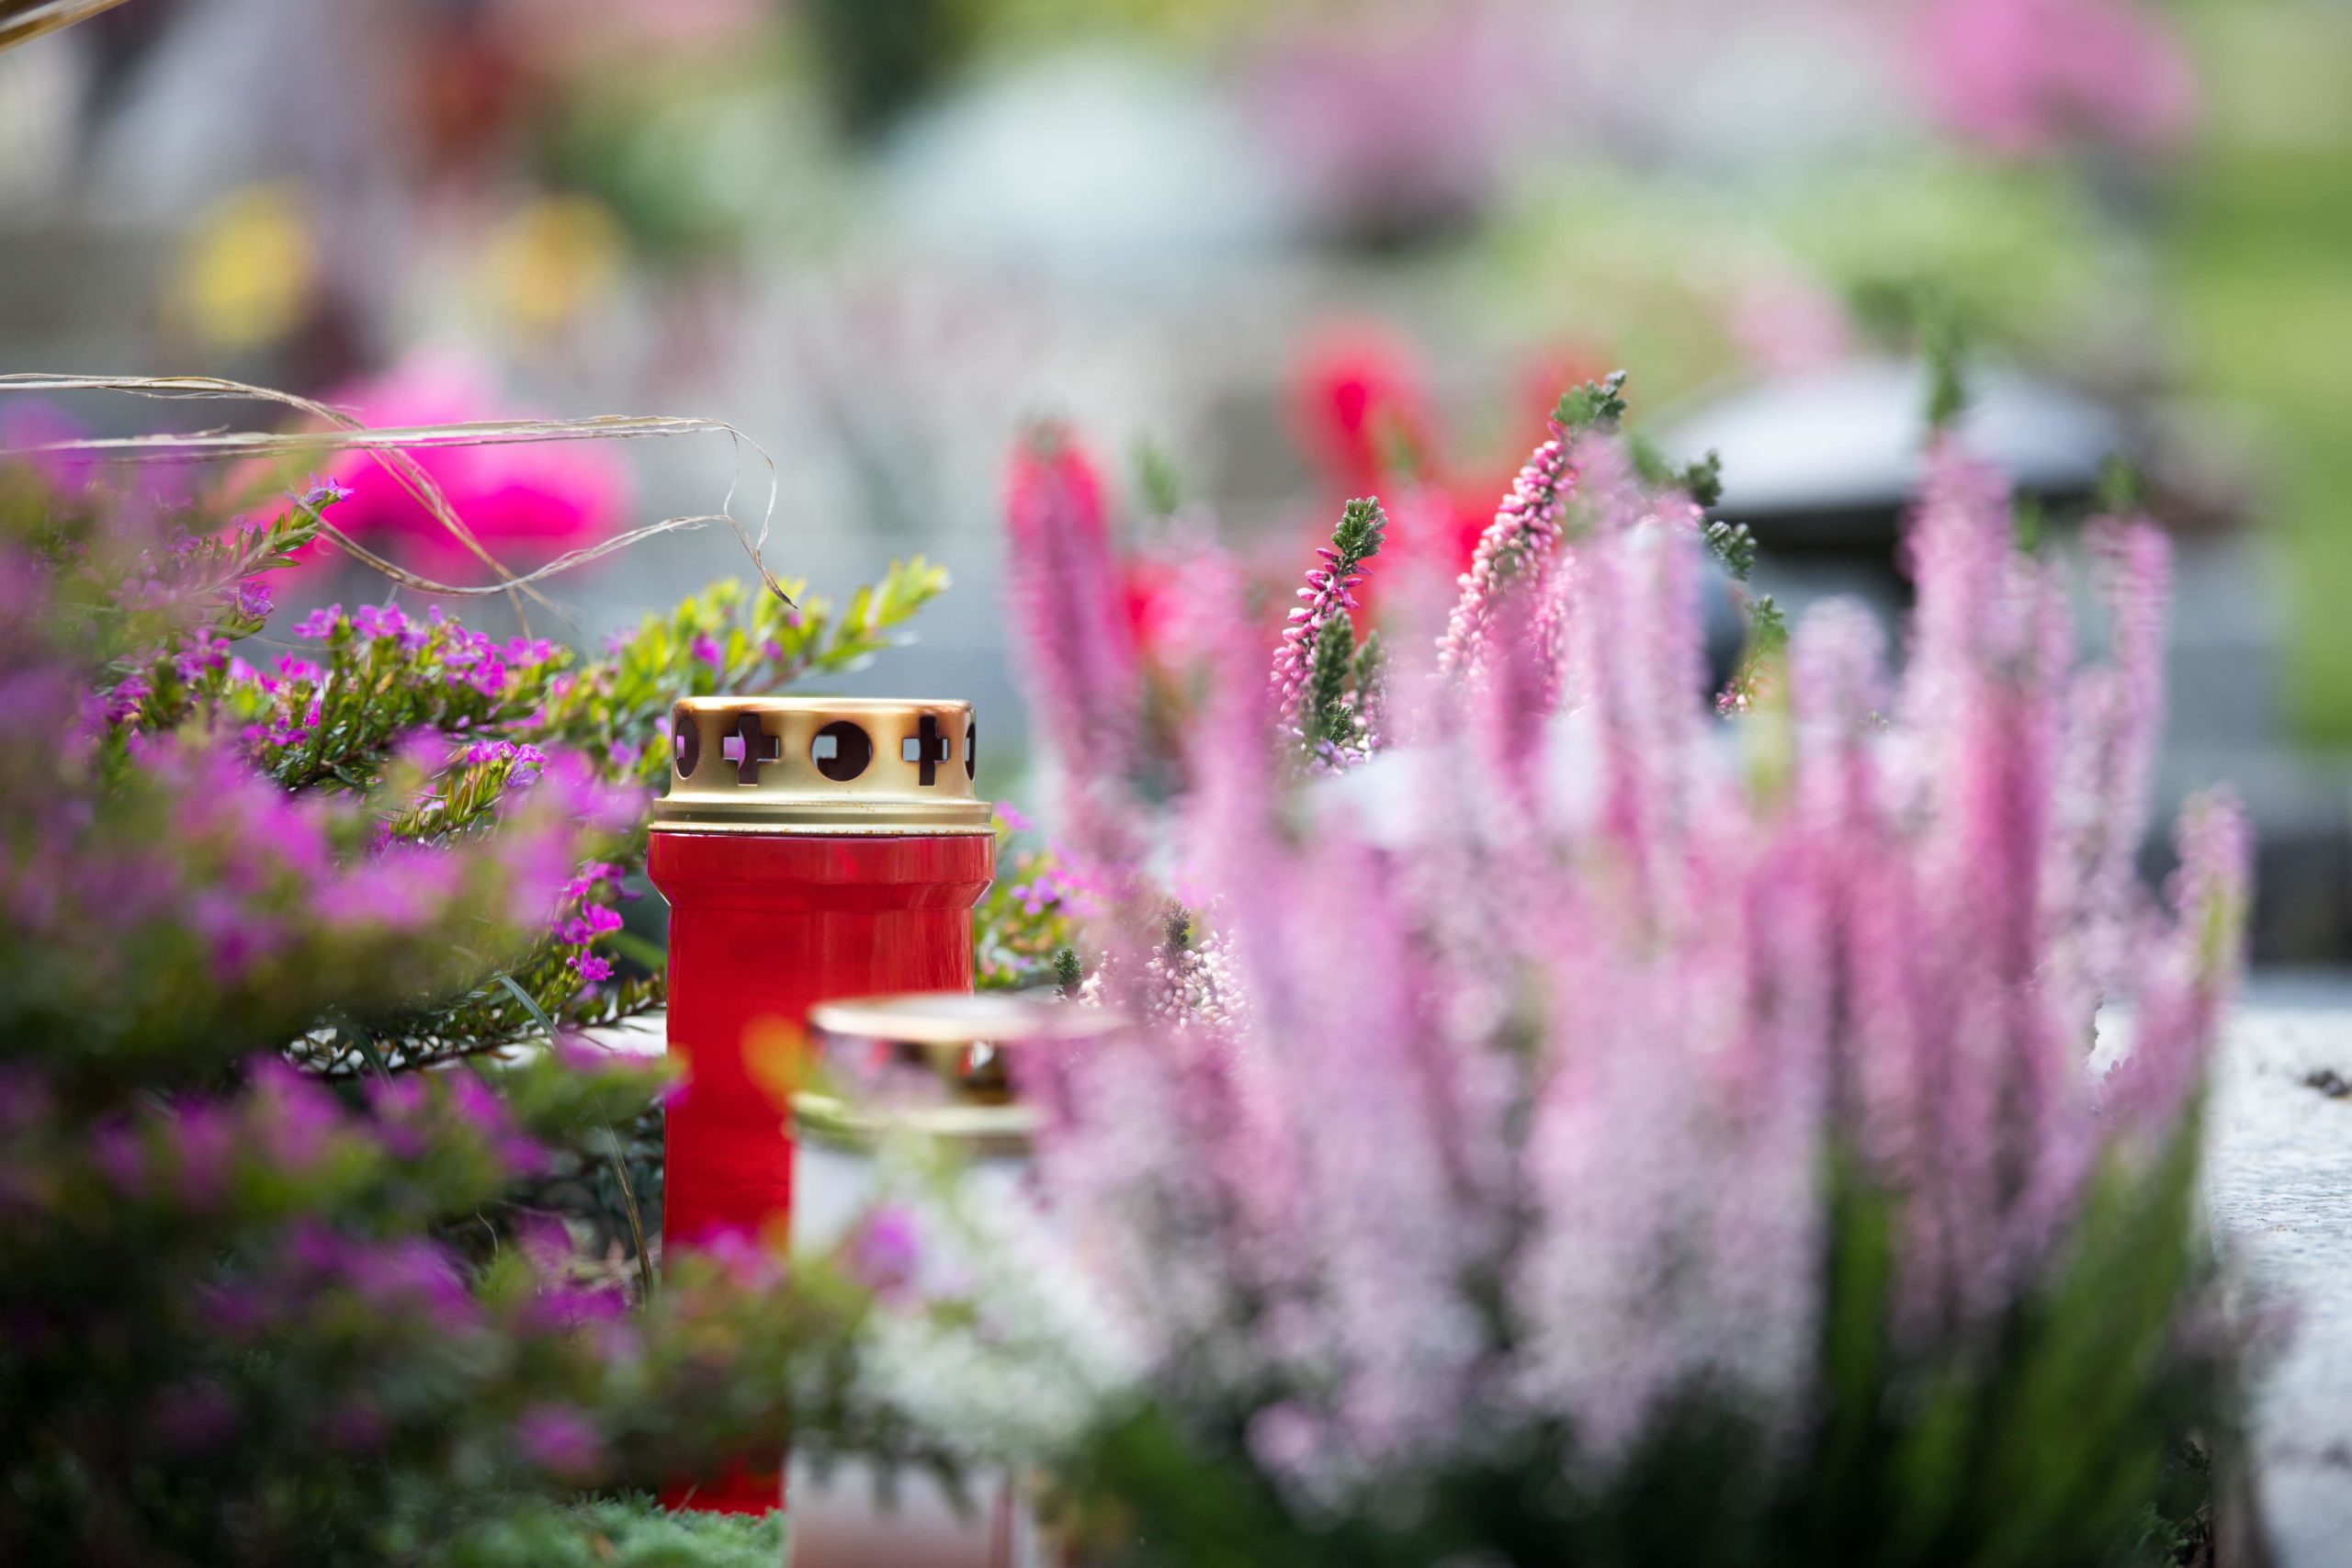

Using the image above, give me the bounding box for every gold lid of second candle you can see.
[793,992,1121,1155]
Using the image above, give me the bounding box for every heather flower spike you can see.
[1272,496,1388,767]
[1437,372,1626,678]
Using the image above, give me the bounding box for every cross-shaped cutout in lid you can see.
[724,710,780,785]
[901,712,950,786]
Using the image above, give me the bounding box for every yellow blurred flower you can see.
[482,194,627,338]
[168,182,320,353]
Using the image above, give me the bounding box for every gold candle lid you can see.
[652,696,993,837]
[793,992,1122,1156]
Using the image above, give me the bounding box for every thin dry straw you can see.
[0,0,134,53]
[0,373,796,614]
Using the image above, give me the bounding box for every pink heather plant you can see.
[939,380,2248,1563]
[1002,425,1145,880]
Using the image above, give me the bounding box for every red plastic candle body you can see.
[648,697,992,1515]
[651,832,993,1248]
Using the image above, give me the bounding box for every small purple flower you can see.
[467,658,510,699]
[570,953,615,985]
[231,578,274,621]
[689,633,723,668]
[246,1058,343,1173]
[90,1119,147,1198]
[691,1226,786,1291]
[299,474,352,511]
[846,1205,922,1300]
[351,603,409,643]
[291,604,342,640]
[343,1236,478,1334]
[101,671,150,726]
[528,1279,631,1333]
[166,1101,237,1211]
[364,1074,433,1160]
[175,628,232,682]
[512,1404,605,1481]
[189,889,281,980]
[554,904,624,946]
[567,861,620,893]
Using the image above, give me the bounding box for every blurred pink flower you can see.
[1003,427,1142,881]
[0,400,96,492]
[319,352,628,578]
[1728,275,1858,378]
[1250,8,1541,242]
[1917,0,2198,156]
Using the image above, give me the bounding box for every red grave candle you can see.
[648,696,993,1514]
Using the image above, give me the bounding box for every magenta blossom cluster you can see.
[550,859,631,986]
[998,430,2246,1512]
[289,601,557,703]
[0,1050,642,1485]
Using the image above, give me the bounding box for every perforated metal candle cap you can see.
[653,696,992,836]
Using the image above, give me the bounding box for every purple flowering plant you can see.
[125,546,948,1082]
[974,805,1085,993]
[0,456,956,1564]
[876,373,2252,1566]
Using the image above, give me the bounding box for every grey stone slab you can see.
[2207,990,2352,1567]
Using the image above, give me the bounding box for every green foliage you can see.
[1135,437,1185,519]
[1328,494,1388,565]
[1701,515,1785,716]
[540,558,950,798]
[1305,613,1364,754]
[1718,592,1789,716]
[1924,310,1973,434]
[1679,448,1725,510]
[444,1495,786,1568]
[1048,1142,2229,1568]
[1556,369,1631,433]
[1702,517,1758,581]
[2098,456,2146,518]
[1631,437,1726,513]
[1295,498,1387,763]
